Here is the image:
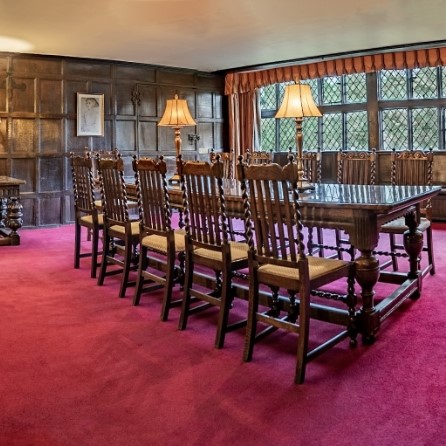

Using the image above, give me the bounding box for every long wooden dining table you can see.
[165,181,441,343]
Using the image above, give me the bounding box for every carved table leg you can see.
[6,197,24,245]
[355,250,381,343]
[348,213,381,344]
[0,197,6,228]
[403,210,423,298]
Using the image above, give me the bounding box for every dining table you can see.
[164,180,441,343]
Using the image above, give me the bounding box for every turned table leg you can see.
[347,213,381,343]
[6,196,24,245]
[403,209,423,297]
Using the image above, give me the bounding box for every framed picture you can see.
[77,93,104,136]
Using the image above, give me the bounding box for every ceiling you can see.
[1,0,445,73]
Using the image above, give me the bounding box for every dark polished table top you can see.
[167,181,441,212]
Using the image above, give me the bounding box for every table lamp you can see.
[275,83,322,190]
[158,94,196,183]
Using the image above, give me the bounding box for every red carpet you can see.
[1,224,445,445]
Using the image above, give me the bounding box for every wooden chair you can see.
[301,148,325,256]
[246,150,272,165]
[70,152,103,278]
[177,157,249,348]
[96,154,140,297]
[132,156,186,321]
[378,148,435,276]
[209,149,234,179]
[335,149,377,259]
[237,158,357,384]
[210,149,243,240]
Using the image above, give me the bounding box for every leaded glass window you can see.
[346,111,368,150]
[346,73,367,103]
[382,109,408,150]
[380,70,407,100]
[322,113,343,150]
[411,67,438,99]
[412,108,438,150]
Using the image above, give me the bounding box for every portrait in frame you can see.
[77,93,104,136]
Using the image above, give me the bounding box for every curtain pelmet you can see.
[225,46,446,95]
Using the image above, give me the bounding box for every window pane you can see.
[322,113,343,150]
[261,118,276,150]
[412,67,438,99]
[303,117,319,150]
[278,118,296,151]
[441,67,446,97]
[382,109,408,150]
[346,73,367,103]
[260,85,276,110]
[412,108,438,150]
[346,111,368,150]
[380,70,407,100]
[322,76,342,104]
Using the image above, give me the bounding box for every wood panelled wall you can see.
[0,53,226,227]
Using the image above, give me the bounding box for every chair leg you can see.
[133,245,148,306]
[316,227,324,257]
[74,220,81,269]
[214,271,231,349]
[389,234,399,271]
[160,249,177,321]
[119,237,134,298]
[97,231,110,286]
[295,292,310,385]
[335,229,343,260]
[178,253,194,331]
[243,273,259,362]
[90,226,100,279]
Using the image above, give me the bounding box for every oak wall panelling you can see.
[0,53,226,227]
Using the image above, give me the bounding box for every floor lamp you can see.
[275,83,322,191]
[158,94,197,184]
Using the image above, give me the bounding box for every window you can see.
[260,74,368,151]
[259,67,446,151]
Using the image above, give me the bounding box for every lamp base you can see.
[169,172,181,185]
[297,178,315,192]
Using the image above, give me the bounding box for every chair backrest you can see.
[132,156,171,236]
[209,149,234,179]
[179,157,229,249]
[301,149,322,184]
[337,149,376,185]
[70,152,96,214]
[97,154,131,224]
[246,150,273,165]
[86,148,120,179]
[390,149,433,186]
[237,159,306,264]
[390,148,434,216]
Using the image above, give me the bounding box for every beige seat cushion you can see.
[258,256,350,288]
[194,241,248,262]
[381,216,431,234]
[80,213,104,225]
[109,221,141,236]
[141,229,186,253]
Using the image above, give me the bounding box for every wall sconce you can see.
[188,133,200,144]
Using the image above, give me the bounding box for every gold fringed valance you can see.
[225,46,446,95]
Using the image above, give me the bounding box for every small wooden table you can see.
[0,176,26,246]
